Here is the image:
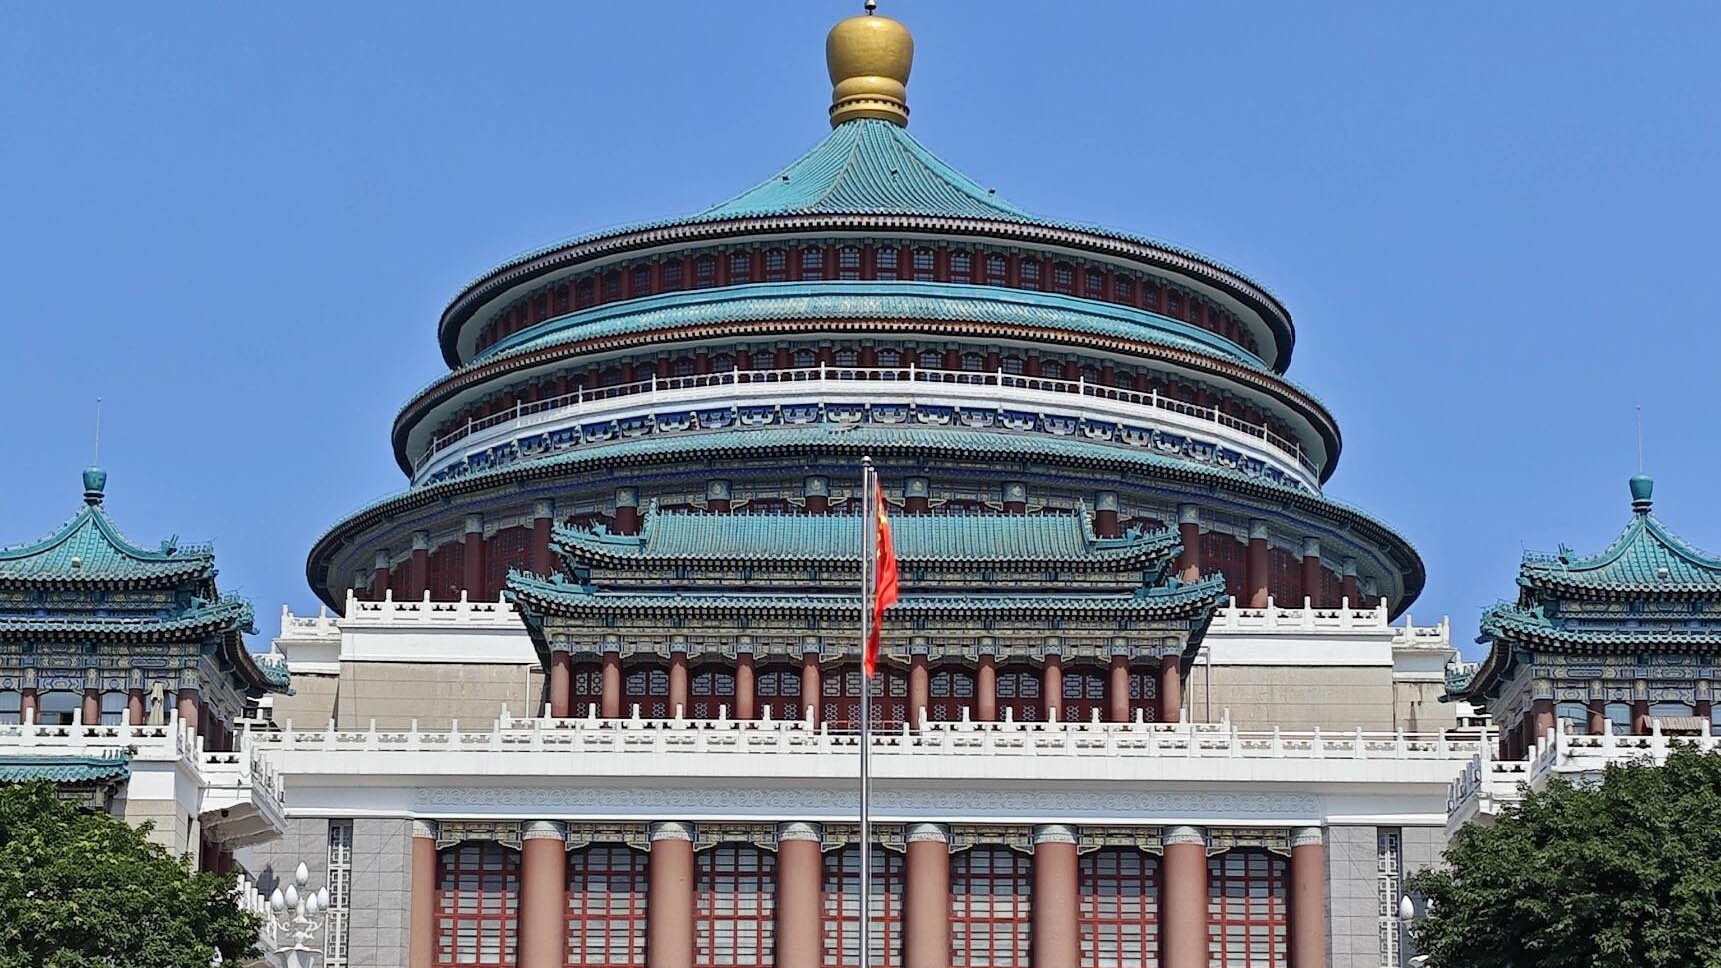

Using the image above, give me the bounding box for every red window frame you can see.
[928,668,976,722]
[625,663,672,719]
[1061,666,1108,723]
[995,666,1041,722]
[950,847,1032,967]
[691,667,738,719]
[1127,672,1158,722]
[695,845,775,968]
[436,842,520,967]
[570,664,605,719]
[822,845,904,967]
[823,665,908,729]
[756,666,805,722]
[1206,849,1287,968]
[1079,848,1159,968]
[566,844,648,968]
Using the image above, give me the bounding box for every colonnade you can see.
[406,821,1328,968]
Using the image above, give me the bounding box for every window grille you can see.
[801,247,825,280]
[985,254,1007,285]
[1127,672,1159,722]
[1019,259,1040,288]
[626,665,672,719]
[912,248,935,281]
[436,842,520,966]
[323,821,353,968]
[729,252,753,283]
[1114,277,1135,303]
[567,844,648,968]
[1061,668,1108,722]
[928,669,976,722]
[824,666,907,729]
[663,261,683,290]
[950,251,972,283]
[1378,829,1404,968]
[1052,264,1073,293]
[571,665,605,719]
[1084,269,1104,298]
[764,249,787,281]
[838,247,862,279]
[1079,848,1159,968]
[630,266,651,295]
[876,248,898,280]
[823,845,904,967]
[1206,850,1286,968]
[696,845,775,968]
[757,667,804,721]
[995,667,1040,722]
[100,690,128,726]
[691,668,737,719]
[950,847,1031,967]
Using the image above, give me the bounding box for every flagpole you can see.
[859,456,875,968]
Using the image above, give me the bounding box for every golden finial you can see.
[826,1,913,127]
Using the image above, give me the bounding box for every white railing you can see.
[249,708,1482,763]
[341,588,519,627]
[413,364,1318,484]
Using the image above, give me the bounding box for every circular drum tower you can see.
[307,8,1422,616]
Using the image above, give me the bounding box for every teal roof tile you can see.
[558,505,1177,568]
[0,595,255,640]
[1519,509,1721,596]
[0,503,215,586]
[0,754,130,785]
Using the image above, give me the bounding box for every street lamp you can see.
[265,862,331,968]
[1399,894,1431,967]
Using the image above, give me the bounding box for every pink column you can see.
[176,688,200,733]
[1094,491,1120,538]
[18,688,36,723]
[909,651,930,728]
[1043,654,1064,722]
[669,650,689,717]
[127,687,145,726]
[462,514,485,597]
[1108,655,1131,723]
[520,822,568,968]
[601,650,622,718]
[1177,505,1202,583]
[549,651,573,719]
[736,651,757,720]
[81,688,101,725]
[1299,538,1322,607]
[976,653,997,722]
[904,823,951,968]
[801,651,822,726]
[1588,698,1608,735]
[409,531,430,598]
[1160,826,1209,968]
[1032,825,1080,968]
[614,488,641,536]
[648,822,696,968]
[1533,697,1555,744]
[531,501,555,576]
[369,550,390,601]
[1246,520,1271,608]
[1288,827,1326,968]
[776,823,824,968]
[1340,558,1360,605]
[408,821,438,968]
[1159,655,1183,724]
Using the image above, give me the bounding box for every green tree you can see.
[0,780,259,968]
[1407,746,1721,968]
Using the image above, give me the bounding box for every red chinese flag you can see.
[866,480,900,678]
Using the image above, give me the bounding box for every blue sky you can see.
[3,2,1718,653]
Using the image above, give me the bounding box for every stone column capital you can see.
[523,821,566,841]
[1289,826,1324,848]
[1093,490,1118,512]
[614,486,639,508]
[411,530,431,551]
[373,550,391,569]
[412,819,438,841]
[650,821,696,843]
[905,822,950,845]
[1032,824,1079,845]
[1249,519,1270,542]
[777,821,823,844]
[1343,557,1359,577]
[1162,825,1207,847]
[463,513,485,534]
[532,499,555,520]
[1301,536,1320,559]
[1177,503,1201,525]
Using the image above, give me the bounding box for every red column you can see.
[1003,481,1027,515]
[368,551,390,601]
[909,651,929,728]
[1032,825,1080,968]
[520,822,568,968]
[776,823,824,968]
[1177,505,1201,583]
[803,477,829,515]
[1532,697,1555,745]
[601,650,622,718]
[1159,655,1183,724]
[1340,558,1360,605]
[462,514,485,597]
[1588,698,1608,735]
[408,821,437,968]
[531,501,555,576]
[127,688,145,726]
[801,652,822,725]
[614,488,641,535]
[904,477,930,514]
[648,822,696,968]
[669,650,689,717]
[1288,827,1327,968]
[82,688,100,725]
[1160,826,1209,968]
[549,651,573,718]
[18,688,36,724]
[1246,520,1270,608]
[1094,491,1120,538]
[1299,538,1322,607]
[904,824,951,968]
[706,480,732,512]
[976,653,997,722]
[1632,698,1650,734]
[409,531,430,598]
[736,651,757,720]
[176,688,200,733]
[1108,655,1131,723]
[1043,654,1064,722]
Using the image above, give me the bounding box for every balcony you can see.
[410,365,1322,490]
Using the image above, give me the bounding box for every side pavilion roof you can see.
[1518,476,1721,598]
[0,469,215,588]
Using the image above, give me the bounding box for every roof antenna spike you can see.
[93,396,103,466]
[1635,404,1644,474]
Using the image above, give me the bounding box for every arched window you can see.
[0,690,18,725]
[918,350,941,369]
[985,254,1007,285]
[949,251,972,283]
[436,841,520,967]
[823,845,904,967]
[569,665,605,719]
[1604,702,1634,733]
[950,847,1031,967]
[838,246,862,280]
[566,844,648,968]
[576,279,595,308]
[673,356,696,377]
[912,248,935,281]
[793,348,817,371]
[713,353,735,372]
[823,665,908,730]
[36,690,79,726]
[1018,259,1040,289]
[801,246,825,280]
[764,249,788,282]
[835,347,859,368]
[1556,701,1591,735]
[630,265,652,295]
[662,260,684,291]
[1002,356,1024,375]
[1140,283,1159,310]
[101,691,128,726]
[625,663,672,719]
[1051,263,1074,293]
[691,667,737,719]
[1083,269,1104,299]
[928,668,976,722]
[877,348,901,368]
[1061,667,1107,723]
[1079,848,1159,968]
[729,252,754,284]
[695,845,774,968]
[603,272,622,301]
[1113,277,1135,304]
[757,666,805,721]
[995,666,1041,722]
[876,248,898,280]
[1207,849,1287,968]
[694,255,716,288]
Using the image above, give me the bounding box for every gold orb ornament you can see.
[826,1,914,127]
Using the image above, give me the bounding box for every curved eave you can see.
[0,567,214,588]
[434,214,1297,372]
[310,428,1421,616]
[397,303,1342,483]
[1518,573,1721,600]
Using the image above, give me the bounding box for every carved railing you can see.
[1447,718,1721,817]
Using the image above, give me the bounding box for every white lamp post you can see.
[1399,894,1432,967]
[264,862,331,968]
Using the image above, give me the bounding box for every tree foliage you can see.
[0,780,259,968]
[1408,746,1721,968]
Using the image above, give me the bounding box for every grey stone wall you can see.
[347,818,414,968]
[336,661,543,728]
[1326,824,1384,968]
[1399,824,1448,966]
[241,815,330,900]
[1187,664,1398,730]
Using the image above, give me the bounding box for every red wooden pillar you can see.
[776,823,824,968]
[408,822,437,968]
[735,650,756,720]
[1160,826,1209,968]
[1003,481,1027,515]
[904,477,930,514]
[530,500,554,576]
[706,479,732,512]
[19,687,36,723]
[461,514,485,597]
[904,824,951,968]
[1177,505,1202,583]
[548,651,572,718]
[1341,558,1360,605]
[519,822,568,968]
[1042,653,1064,722]
[1031,825,1080,968]
[909,650,930,728]
[801,650,822,725]
[176,688,200,733]
[408,531,430,598]
[1533,697,1556,744]
[668,650,689,718]
[803,476,829,514]
[613,487,641,535]
[1246,520,1271,608]
[1633,698,1650,734]
[1588,698,1608,735]
[127,687,146,726]
[601,650,622,718]
[368,550,390,601]
[647,823,696,968]
[976,651,998,722]
[1094,491,1120,538]
[1159,654,1183,724]
[1299,537,1322,607]
[1288,828,1328,968]
[81,687,101,725]
[1108,654,1131,723]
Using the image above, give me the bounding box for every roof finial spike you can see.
[1635,404,1644,474]
[93,396,103,466]
[84,398,108,507]
[1629,405,1654,515]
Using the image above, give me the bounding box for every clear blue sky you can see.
[3,3,1718,654]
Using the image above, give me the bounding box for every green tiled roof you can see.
[0,754,130,785]
[0,503,215,586]
[0,595,254,641]
[1519,481,1721,596]
[474,281,1265,371]
[698,119,1035,222]
[508,569,1228,618]
[1479,602,1721,652]
[557,506,1177,568]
